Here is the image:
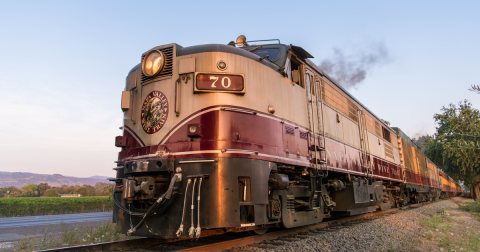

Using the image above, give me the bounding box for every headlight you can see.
[142,50,165,77]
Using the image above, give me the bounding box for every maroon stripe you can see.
[158,105,302,145]
[124,125,146,146]
[120,106,409,184]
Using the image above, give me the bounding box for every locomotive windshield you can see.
[248,48,280,61]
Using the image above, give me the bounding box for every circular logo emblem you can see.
[141,91,169,134]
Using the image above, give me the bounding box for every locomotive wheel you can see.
[249,228,268,235]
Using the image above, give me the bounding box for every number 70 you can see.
[210,76,231,88]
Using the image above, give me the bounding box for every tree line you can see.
[0,182,114,198]
[419,100,480,200]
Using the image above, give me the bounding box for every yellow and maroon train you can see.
[112,36,463,238]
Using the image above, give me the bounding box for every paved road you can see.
[0,212,112,229]
[0,212,113,243]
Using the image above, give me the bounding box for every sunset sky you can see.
[0,1,478,177]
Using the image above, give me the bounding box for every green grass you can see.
[420,213,444,229]
[459,200,480,213]
[459,201,480,251]
[0,196,113,217]
[465,232,480,251]
[438,234,452,249]
[0,196,112,206]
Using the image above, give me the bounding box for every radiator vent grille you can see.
[299,131,308,140]
[285,126,295,136]
[141,46,174,83]
[384,143,395,160]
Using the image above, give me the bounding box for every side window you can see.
[382,127,391,143]
[290,56,303,87]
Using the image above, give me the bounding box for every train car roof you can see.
[178,43,285,72]
[128,43,284,76]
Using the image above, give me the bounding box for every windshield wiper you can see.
[259,55,285,76]
[248,46,263,52]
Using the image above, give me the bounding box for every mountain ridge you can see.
[0,171,111,188]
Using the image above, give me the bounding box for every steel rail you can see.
[38,200,436,252]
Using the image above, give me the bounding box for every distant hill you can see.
[0,171,111,188]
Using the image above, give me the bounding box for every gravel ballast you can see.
[233,199,465,252]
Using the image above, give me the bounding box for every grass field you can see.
[0,196,113,217]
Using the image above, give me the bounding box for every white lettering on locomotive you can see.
[210,76,219,87]
[221,77,231,88]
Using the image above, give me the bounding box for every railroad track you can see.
[39,201,431,252]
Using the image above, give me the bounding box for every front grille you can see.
[141,46,174,83]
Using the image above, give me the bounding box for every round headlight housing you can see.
[142,50,165,77]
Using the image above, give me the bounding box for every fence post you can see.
[81,204,84,213]
[59,206,63,215]
[102,204,105,212]
[34,206,38,216]
[7,207,11,217]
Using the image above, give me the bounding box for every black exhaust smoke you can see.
[318,42,392,89]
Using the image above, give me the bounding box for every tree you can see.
[20,184,39,197]
[6,186,20,197]
[0,187,7,198]
[37,183,51,197]
[424,100,480,200]
[59,185,76,194]
[75,185,95,196]
[469,85,480,94]
[44,188,59,197]
[412,135,429,150]
[94,182,114,196]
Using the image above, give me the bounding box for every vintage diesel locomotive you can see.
[112,36,462,238]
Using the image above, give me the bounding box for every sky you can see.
[0,1,478,177]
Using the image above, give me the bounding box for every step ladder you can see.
[358,110,373,178]
[305,73,327,172]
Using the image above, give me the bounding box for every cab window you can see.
[250,48,280,61]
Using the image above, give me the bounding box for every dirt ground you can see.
[414,197,480,252]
